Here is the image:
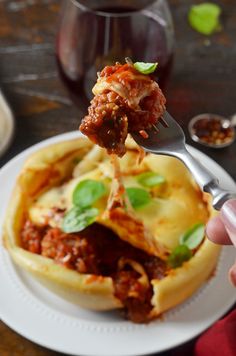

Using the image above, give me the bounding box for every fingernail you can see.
[221,199,236,235]
[229,266,236,287]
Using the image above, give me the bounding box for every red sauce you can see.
[21,220,168,322]
[80,63,166,157]
[113,269,153,323]
[80,91,129,157]
[21,220,45,254]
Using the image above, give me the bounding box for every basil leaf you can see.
[134,62,158,75]
[168,245,193,268]
[73,179,106,208]
[180,223,205,250]
[73,157,81,164]
[137,172,165,187]
[188,3,221,35]
[62,206,99,233]
[126,187,151,209]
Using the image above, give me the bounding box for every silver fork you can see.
[132,111,236,210]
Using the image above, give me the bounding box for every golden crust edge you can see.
[149,192,221,318]
[150,238,221,317]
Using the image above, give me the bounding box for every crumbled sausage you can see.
[80,63,166,156]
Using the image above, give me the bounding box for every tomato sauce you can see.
[21,220,168,322]
[79,63,166,157]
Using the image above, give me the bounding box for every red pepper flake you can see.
[139,130,149,139]
[191,116,234,146]
[85,275,105,284]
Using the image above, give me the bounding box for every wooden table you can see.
[0,0,235,355]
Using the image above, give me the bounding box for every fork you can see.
[132,111,236,210]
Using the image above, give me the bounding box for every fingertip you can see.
[229,265,236,287]
[221,199,236,245]
[206,216,232,245]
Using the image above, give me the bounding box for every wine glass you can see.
[56,0,175,111]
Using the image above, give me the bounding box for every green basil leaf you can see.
[126,187,151,209]
[62,206,99,233]
[180,223,205,250]
[73,157,81,164]
[73,179,106,208]
[188,3,221,35]
[168,245,193,268]
[137,172,165,187]
[134,62,158,75]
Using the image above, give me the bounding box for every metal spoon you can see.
[188,113,236,148]
[132,111,236,210]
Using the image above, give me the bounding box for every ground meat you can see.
[21,220,45,254]
[80,63,166,157]
[113,269,153,323]
[129,87,166,131]
[80,91,128,157]
[20,220,168,323]
[41,228,99,274]
[123,293,154,323]
[144,256,168,280]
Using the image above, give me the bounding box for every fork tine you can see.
[159,116,169,128]
[152,124,159,133]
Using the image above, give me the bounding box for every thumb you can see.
[220,199,236,246]
[220,199,236,286]
[229,262,236,287]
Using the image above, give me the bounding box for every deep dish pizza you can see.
[3,137,220,323]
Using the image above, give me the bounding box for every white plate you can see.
[0,131,236,356]
[0,90,14,157]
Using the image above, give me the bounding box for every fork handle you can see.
[204,181,236,210]
[176,148,236,210]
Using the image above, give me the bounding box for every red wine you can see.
[56,5,173,111]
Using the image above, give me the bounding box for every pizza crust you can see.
[151,238,220,317]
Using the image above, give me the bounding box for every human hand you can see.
[206,199,236,286]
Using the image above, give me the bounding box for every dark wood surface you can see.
[0,0,235,355]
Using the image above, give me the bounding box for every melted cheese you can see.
[29,149,209,252]
[29,169,104,227]
[93,72,157,108]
